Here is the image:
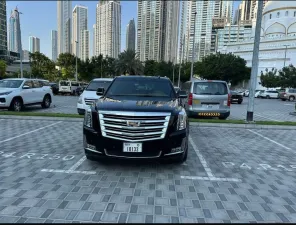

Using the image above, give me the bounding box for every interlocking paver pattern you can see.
[0,118,296,222]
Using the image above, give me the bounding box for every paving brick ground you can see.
[0,118,295,222]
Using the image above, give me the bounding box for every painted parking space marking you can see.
[41,169,96,175]
[68,156,86,171]
[182,135,241,182]
[0,121,63,144]
[41,156,96,175]
[247,129,291,151]
[0,151,76,161]
[222,162,296,172]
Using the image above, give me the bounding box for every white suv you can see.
[0,78,53,111]
[77,78,113,115]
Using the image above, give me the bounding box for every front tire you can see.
[41,95,51,108]
[9,98,23,112]
[289,96,295,101]
[238,101,242,104]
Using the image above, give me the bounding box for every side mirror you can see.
[178,90,187,98]
[96,87,104,96]
[23,85,30,89]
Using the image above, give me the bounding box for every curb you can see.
[0,115,83,122]
[190,122,296,130]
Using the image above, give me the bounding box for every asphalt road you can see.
[0,118,296,222]
[12,95,296,122]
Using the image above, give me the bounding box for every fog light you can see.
[86,144,96,150]
[171,147,182,153]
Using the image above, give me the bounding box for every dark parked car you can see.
[83,76,189,163]
[230,91,243,104]
[49,82,59,95]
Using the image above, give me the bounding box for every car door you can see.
[32,80,44,103]
[21,80,35,104]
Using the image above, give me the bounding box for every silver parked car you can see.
[182,80,231,120]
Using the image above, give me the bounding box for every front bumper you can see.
[83,126,187,160]
[0,97,10,108]
[77,103,91,115]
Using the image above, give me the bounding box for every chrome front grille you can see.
[99,111,171,142]
[84,98,97,106]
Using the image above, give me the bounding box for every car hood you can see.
[0,88,17,93]
[81,90,102,99]
[96,96,183,114]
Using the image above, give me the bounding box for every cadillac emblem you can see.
[126,121,140,127]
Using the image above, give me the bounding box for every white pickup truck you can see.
[0,78,53,111]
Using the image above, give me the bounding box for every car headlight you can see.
[84,109,92,127]
[0,91,12,96]
[78,96,83,104]
[177,110,187,130]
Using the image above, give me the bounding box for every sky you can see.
[6,0,240,60]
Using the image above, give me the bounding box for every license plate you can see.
[198,112,221,117]
[123,143,142,152]
[202,104,219,109]
[233,99,238,101]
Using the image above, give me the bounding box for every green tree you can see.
[90,55,104,78]
[115,49,143,75]
[57,53,78,80]
[196,52,251,86]
[278,64,296,88]
[0,60,7,78]
[29,52,58,80]
[260,68,280,88]
[144,60,157,76]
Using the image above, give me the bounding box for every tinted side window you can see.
[32,80,41,88]
[23,81,33,88]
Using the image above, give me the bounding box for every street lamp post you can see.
[283,45,289,67]
[246,0,264,122]
[178,35,185,88]
[190,12,197,81]
[75,41,78,82]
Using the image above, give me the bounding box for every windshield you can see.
[86,80,112,91]
[0,80,23,88]
[193,82,228,95]
[105,78,176,98]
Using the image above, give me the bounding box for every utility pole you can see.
[283,45,289,67]
[75,41,78,82]
[15,8,23,78]
[178,35,185,88]
[246,0,264,122]
[190,12,197,81]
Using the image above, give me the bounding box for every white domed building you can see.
[220,1,296,89]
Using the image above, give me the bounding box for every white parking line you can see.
[284,104,293,106]
[187,135,241,182]
[189,135,214,178]
[68,156,86,171]
[0,121,62,144]
[247,129,291,151]
[41,169,96,175]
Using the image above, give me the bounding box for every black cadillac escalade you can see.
[83,76,189,163]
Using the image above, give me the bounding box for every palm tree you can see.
[115,49,143,75]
